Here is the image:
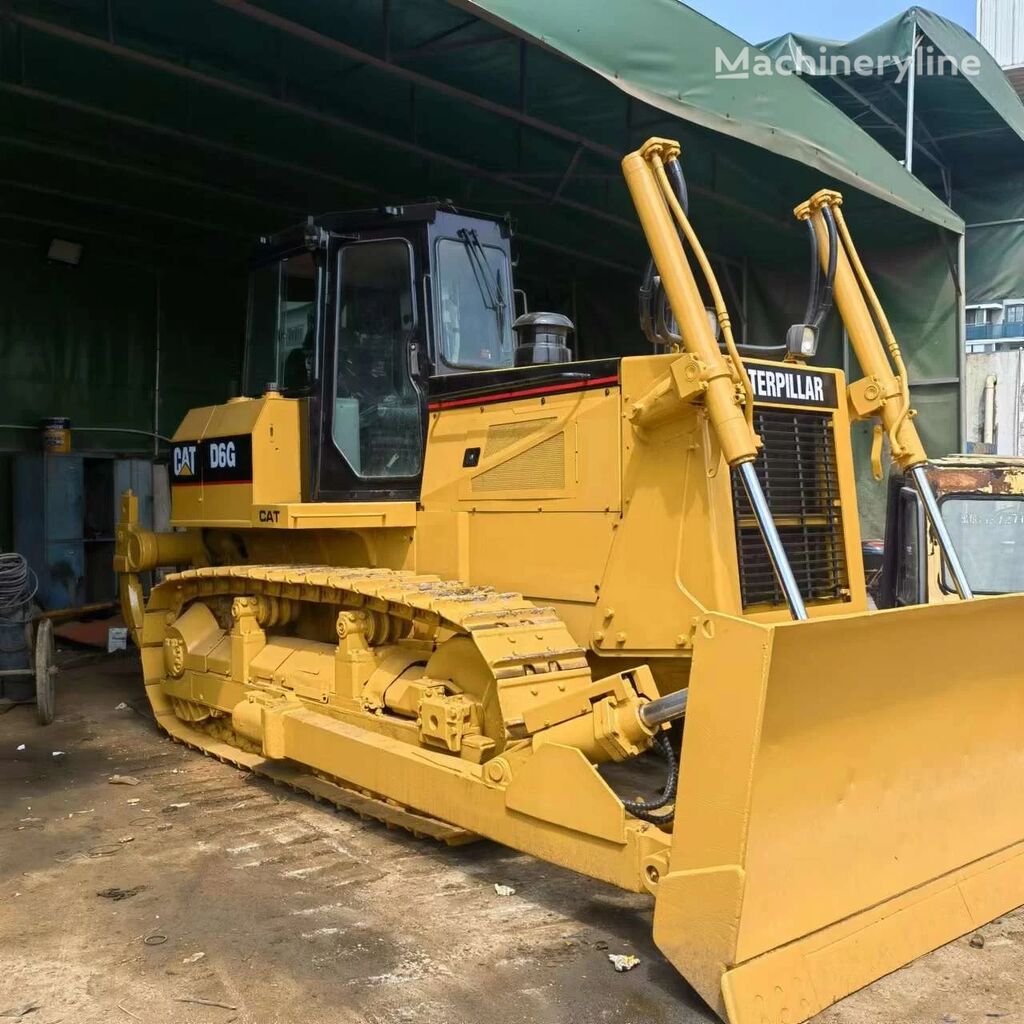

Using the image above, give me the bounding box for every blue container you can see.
[0,616,32,701]
[14,454,85,610]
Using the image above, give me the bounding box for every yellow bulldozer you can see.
[114,137,1024,1024]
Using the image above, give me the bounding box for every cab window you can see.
[895,488,924,606]
[244,251,318,395]
[332,240,422,479]
[940,495,1024,594]
[434,233,513,369]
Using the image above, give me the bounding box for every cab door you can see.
[314,236,426,502]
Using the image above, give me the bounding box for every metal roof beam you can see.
[0,133,304,218]
[397,15,478,54]
[828,74,946,175]
[0,86,637,275]
[395,29,510,59]
[209,0,621,162]
[0,82,376,201]
[0,175,251,237]
[11,12,637,233]
[0,208,224,255]
[879,80,949,161]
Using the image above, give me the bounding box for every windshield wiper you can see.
[457,228,506,339]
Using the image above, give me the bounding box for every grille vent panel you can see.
[483,417,555,458]
[732,409,848,608]
[473,432,565,492]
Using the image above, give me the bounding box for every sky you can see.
[683,0,976,45]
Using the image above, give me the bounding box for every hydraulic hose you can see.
[803,220,820,326]
[621,730,678,826]
[664,158,690,217]
[814,205,838,330]
[639,157,690,350]
[802,206,837,332]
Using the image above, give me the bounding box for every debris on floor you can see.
[108,774,140,786]
[0,1001,42,1019]
[96,886,147,901]
[607,953,641,972]
[970,934,986,949]
[181,952,206,965]
[175,996,237,1010]
[493,883,516,897]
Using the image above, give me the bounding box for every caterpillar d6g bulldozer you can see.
[115,138,1024,1024]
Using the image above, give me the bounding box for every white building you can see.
[977,0,1024,96]
[966,297,1024,352]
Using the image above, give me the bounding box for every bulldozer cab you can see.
[877,455,1024,606]
[241,204,516,502]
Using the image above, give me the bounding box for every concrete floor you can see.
[1,653,1021,1024]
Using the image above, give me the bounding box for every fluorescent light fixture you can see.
[47,238,83,266]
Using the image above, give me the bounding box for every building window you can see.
[1006,303,1024,324]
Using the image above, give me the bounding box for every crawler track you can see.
[137,565,593,842]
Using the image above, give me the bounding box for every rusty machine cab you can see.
[877,455,1024,606]
[242,203,517,503]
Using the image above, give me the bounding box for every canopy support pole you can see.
[957,232,967,448]
[904,31,919,173]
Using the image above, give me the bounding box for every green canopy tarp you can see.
[762,6,1024,302]
[464,0,960,232]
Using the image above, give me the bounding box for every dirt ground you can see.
[1,653,1021,1024]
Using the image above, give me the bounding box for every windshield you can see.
[940,495,1024,594]
[435,235,513,369]
[243,250,318,395]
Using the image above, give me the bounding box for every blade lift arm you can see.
[622,138,808,620]
[795,190,973,599]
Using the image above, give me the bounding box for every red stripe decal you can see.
[428,375,619,411]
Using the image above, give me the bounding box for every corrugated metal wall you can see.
[978,0,1024,67]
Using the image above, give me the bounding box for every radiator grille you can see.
[732,408,848,608]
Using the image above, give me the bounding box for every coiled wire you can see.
[0,552,38,621]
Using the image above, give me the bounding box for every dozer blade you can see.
[653,594,1024,1024]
